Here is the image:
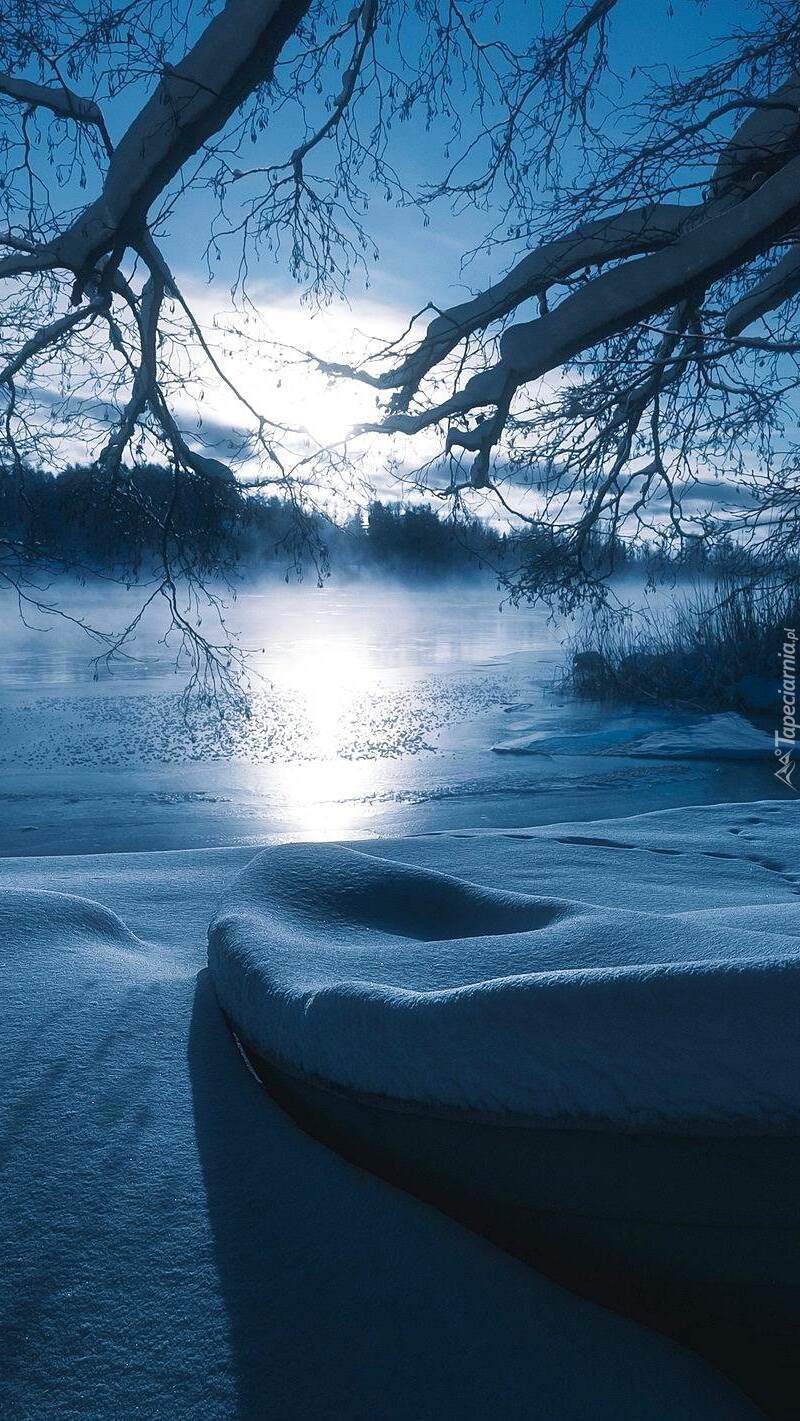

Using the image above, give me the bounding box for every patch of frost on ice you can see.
[621,712,773,761]
[493,711,773,761]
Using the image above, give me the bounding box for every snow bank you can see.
[0,885,146,957]
[353,800,798,917]
[208,839,800,1129]
[1,841,762,1420]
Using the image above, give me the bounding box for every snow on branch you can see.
[336,203,694,407]
[97,275,163,476]
[500,154,800,373]
[360,148,800,483]
[0,73,107,131]
[0,299,107,385]
[0,0,314,284]
[711,71,800,198]
[724,243,800,335]
[338,59,800,506]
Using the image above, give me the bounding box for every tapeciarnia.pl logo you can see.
[775,626,797,790]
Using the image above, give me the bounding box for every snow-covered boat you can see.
[209,840,800,1415]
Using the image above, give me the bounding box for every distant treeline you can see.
[0,463,765,584]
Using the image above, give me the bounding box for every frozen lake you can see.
[0,578,786,855]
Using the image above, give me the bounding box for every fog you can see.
[0,573,780,856]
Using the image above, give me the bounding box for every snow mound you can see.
[209,831,800,1404]
[208,842,800,1131]
[0,886,146,957]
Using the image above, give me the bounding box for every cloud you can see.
[672,478,759,511]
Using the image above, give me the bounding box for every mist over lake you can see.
[0,574,783,856]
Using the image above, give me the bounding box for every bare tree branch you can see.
[0,72,107,130]
[725,242,800,335]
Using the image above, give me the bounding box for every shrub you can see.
[565,580,800,715]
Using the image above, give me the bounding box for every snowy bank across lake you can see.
[3,803,797,1418]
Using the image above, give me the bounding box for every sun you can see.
[173,286,400,455]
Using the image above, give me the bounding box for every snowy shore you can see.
[2,802,797,1418]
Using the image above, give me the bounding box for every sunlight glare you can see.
[284,636,371,758]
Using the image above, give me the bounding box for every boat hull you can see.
[239,1030,800,1419]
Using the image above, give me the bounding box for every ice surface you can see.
[492,718,666,754]
[493,711,773,760]
[209,802,800,1129]
[0,833,763,1420]
[623,712,774,760]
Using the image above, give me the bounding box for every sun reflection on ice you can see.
[235,584,538,840]
[270,759,381,840]
[280,637,371,757]
[260,635,384,839]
